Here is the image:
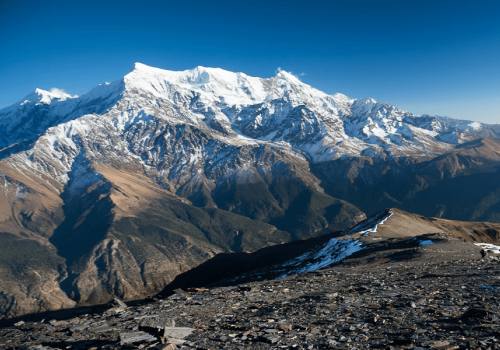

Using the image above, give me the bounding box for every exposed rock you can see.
[112,297,127,309]
[162,326,194,340]
[119,331,157,345]
[1,252,498,349]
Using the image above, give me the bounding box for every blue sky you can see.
[1,0,499,123]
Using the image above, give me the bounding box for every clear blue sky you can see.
[1,0,499,123]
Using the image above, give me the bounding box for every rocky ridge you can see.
[1,228,498,349]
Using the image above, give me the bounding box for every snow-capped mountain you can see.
[1,62,498,186]
[0,62,499,318]
[1,63,496,153]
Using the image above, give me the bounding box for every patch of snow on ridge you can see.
[278,209,491,278]
[280,238,363,277]
[37,88,76,103]
[475,243,500,254]
[350,209,393,236]
[19,88,77,106]
[469,121,482,130]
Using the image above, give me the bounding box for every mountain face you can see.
[0,62,499,318]
[313,137,500,220]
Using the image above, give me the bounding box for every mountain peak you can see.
[132,61,152,71]
[123,63,269,105]
[332,92,354,104]
[123,63,332,107]
[356,97,378,105]
[274,69,302,84]
[22,88,76,105]
[129,62,243,82]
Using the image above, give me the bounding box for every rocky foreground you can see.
[0,247,498,350]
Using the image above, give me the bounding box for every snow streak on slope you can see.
[349,209,393,236]
[475,243,500,254]
[276,209,399,276]
[280,239,363,277]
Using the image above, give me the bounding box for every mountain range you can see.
[0,63,499,318]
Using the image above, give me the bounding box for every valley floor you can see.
[0,246,499,349]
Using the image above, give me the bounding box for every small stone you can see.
[164,337,186,345]
[265,335,280,344]
[113,297,128,308]
[278,322,292,332]
[163,326,194,339]
[120,331,157,345]
[264,328,277,333]
[187,287,209,293]
[173,288,188,297]
[430,340,451,349]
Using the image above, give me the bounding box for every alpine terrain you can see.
[1,62,500,320]
[1,209,499,349]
